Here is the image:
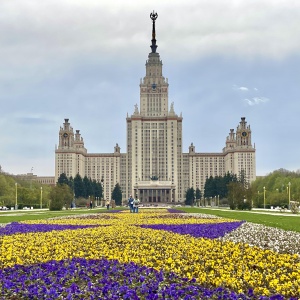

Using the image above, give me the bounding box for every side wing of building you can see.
[55,119,122,201]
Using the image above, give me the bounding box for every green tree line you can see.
[57,173,122,206]
[185,169,300,210]
[251,169,300,208]
[0,173,51,209]
[57,173,103,199]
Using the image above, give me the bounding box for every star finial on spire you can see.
[150,11,158,53]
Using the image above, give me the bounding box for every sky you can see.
[0,0,300,177]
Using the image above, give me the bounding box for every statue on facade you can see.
[134,103,139,114]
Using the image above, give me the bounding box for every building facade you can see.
[14,173,55,186]
[55,13,256,203]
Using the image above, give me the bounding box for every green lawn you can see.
[178,207,300,232]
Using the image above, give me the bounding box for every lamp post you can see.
[288,182,291,209]
[40,187,43,209]
[15,183,18,210]
[101,178,104,207]
[263,186,266,209]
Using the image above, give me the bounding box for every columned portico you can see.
[134,180,176,203]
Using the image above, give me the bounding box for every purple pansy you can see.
[0,222,100,236]
[140,221,244,238]
[0,257,293,299]
[167,209,187,213]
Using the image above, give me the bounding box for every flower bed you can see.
[0,209,299,299]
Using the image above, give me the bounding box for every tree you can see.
[92,180,103,199]
[195,188,202,206]
[88,178,95,197]
[215,176,226,199]
[204,176,214,198]
[49,184,73,211]
[203,172,238,201]
[18,187,38,206]
[57,173,69,186]
[185,187,195,206]
[112,183,122,206]
[227,181,252,210]
[68,176,74,192]
[83,176,92,198]
[195,188,202,200]
[250,169,300,208]
[238,169,248,188]
[74,174,85,198]
[0,175,10,205]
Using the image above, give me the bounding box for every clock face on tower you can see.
[241,131,248,137]
[63,133,68,138]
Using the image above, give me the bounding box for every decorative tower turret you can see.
[223,117,256,184]
[236,117,252,147]
[58,119,74,149]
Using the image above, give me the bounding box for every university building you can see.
[55,12,256,203]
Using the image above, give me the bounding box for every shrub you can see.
[49,184,73,211]
[219,198,228,206]
[290,201,299,214]
[75,197,89,208]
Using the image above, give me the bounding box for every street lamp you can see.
[40,187,43,209]
[15,183,18,210]
[288,182,291,209]
[263,186,266,209]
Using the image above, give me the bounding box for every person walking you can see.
[90,200,93,209]
[106,199,110,210]
[128,195,134,213]
[133,196,140,213]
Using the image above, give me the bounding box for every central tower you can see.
[140,11,169,117]
[126,12,183,203]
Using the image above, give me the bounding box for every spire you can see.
[150,11,158,53]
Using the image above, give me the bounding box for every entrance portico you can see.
[134,180,176,203]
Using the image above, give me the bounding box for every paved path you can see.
[200,207,299,217]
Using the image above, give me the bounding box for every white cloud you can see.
[239,86,249,91]
[244,97,270,106]
[232,85,249,92]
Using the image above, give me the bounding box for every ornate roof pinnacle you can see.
[150,11,158,53]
